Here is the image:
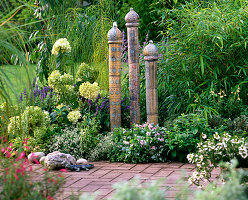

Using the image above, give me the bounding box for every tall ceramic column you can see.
[125,8,140,125]
[143,40,159,125]
[107,22,122,131]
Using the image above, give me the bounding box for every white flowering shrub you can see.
[79,82,100,100]
[51,38,71,55]
[48,70,73,94]
[188,132,248,187]
[67,110,81,123]
[48,70,77,104]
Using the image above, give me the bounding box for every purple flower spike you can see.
[19,93,23,102]
[23,88,27,98]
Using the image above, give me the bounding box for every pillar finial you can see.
[107,22,122,43]
[125,8,139,26]
[143,40,159,60]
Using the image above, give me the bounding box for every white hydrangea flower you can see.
[67,110,81,123]
[79,82,100,100]
[52,38,71,55]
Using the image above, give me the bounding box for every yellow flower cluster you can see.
[52,38,71,55]
[67,110,81,123]
[48,70,73,93]
[79,82,100,100]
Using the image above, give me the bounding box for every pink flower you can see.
[7,147,12,152]
[24,146,30,150]
[9,143,13,147]
[5,151,11,158]
[14,173,19,181]
[23,138,28,145]
[155,133,160,136]
[140,140,146,145]
[158,138,164,142]
[151,146,156,150]
[19,152,25,159]
[148,124,153,130]
[5,168,9,175]
[47,195,54,200]
[33,159,39,164]
[29,165,33,171]
[1,147,5,154]
[60,169,67,172]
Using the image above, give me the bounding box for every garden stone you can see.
[47,151,60,156]
[39,156,46,165]
[76,158,88,165]
[44,152,76,170]
[28,152,45,164]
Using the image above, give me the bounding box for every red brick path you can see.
[52,161,206,200]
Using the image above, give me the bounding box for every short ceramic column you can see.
[125,8,140,125]
[107,22,122,131]
[143,40,159,125]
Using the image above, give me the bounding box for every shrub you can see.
[110,122,196,163]
[79,115,101,158]
[187,132,248,187]
[89,132,114,161]
[49,115,101,159]
[49,127,84,159]
[8,106,50,138]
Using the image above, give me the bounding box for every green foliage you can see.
[89,132,114,161]
[89,0,114,90]
[49,127,84,159]
[8,106,50,137]
[7,106,51,151]
[156,0,248,119]
[79,115,101,158]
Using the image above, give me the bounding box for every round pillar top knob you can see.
[143,40,159,57]
[125,8,139,24]
[107,22,122,43]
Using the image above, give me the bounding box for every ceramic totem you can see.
[143,40,159,125]
[107,22,122,131]
[125,8,140,125]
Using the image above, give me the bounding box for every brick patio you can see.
[42,161,218,200]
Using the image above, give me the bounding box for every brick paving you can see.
[49,161,201,200]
